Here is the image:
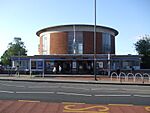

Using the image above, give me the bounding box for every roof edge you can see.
[36,24,119,36]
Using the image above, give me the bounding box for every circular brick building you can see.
[36,24,118,55]
[11,24,141,75]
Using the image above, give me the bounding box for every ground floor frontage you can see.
[11,54,141,75]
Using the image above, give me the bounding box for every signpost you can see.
[108,53,111,76]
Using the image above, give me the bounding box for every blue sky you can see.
[0,0,150,56]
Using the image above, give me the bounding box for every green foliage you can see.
[134,35,150,69]
[134,35,150,56]
[1,37,27,66]
[141,56,150,69]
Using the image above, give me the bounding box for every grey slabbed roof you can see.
[36,24,119,36]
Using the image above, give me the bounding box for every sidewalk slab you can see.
[0,75,150,86]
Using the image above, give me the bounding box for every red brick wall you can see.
[111,35,115,54]
[39,31,115,55]
[83,32,103,54]
[50,32,68,54]
[96,32,102,54]
[83,32,94,54]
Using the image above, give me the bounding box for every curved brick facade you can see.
[83,32,104,54]
[50,32,68,54]
[36,24,118,55]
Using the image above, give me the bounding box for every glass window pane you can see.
[102,33,111,53]
[68,31,83,54]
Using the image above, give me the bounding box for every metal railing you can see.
[110,72,150,83]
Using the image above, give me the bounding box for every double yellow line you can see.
[18,100,40,103]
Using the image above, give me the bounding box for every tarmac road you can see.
[0,80,150,105]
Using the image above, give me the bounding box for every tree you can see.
[134,35,150,69]
[135,35,150,56]
[1,37,27,66]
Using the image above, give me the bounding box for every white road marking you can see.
[123,88,150,92]
[15,86,25,88]
[0,90,14,93]
[95,94,131,97]
[16,91,55,94]
[91,88,119,91]
[57,92,92,97]
[28,86,58,89]
[0,83,25,88]
[134,95,150,98]
[60,86,89,90]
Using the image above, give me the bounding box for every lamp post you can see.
[94,0,97,80]
[18,51,20,77]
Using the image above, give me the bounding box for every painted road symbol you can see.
[63,104,109,113]
[0,100,149,113]
[145,106,150,112]
[63,103,150,113]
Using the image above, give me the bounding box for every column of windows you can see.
[42,34,49,55]
[68,31,83,54]
[102,33,111,53]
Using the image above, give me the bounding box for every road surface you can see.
[0,80,150,105]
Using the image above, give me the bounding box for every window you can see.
[78,43,83,54]
[42,34,49,55]
[102,33,111,53]
[68,32,74,54]
[68,31,83,54]
[43,36,48,55]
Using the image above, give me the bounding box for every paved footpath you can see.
[0,100,149,113]
[0,74,150,85]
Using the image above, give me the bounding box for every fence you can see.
[110,72,150,83]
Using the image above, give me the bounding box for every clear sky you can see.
[0,0,150,56]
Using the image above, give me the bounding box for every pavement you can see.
[0,74,150,85]
[0,74,150,113]
[0,100,149,113]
